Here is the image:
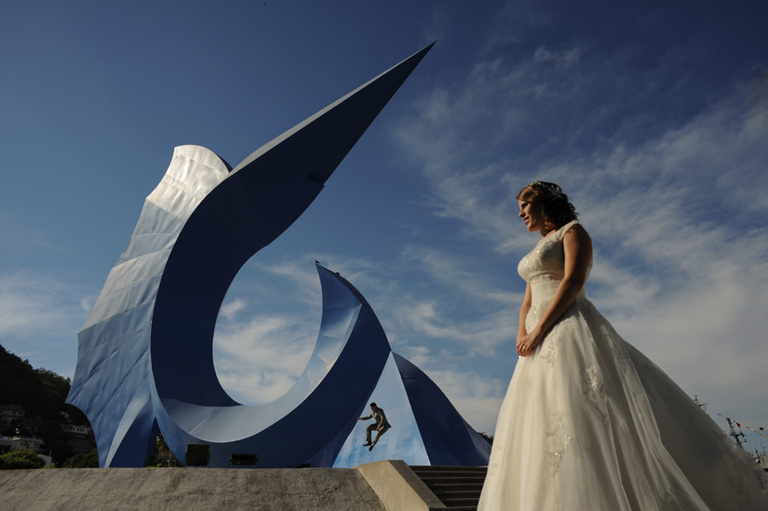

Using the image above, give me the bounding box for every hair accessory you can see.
[531,181,564,200]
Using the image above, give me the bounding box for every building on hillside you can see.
[0,405,25,429]
[61,423,96,453]
[0,434,53,467]
[0,434,46,453]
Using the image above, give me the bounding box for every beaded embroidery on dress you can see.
[478,221,767,511]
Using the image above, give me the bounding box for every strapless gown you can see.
[478,221,767,510]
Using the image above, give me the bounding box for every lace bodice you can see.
[517,221,589,307]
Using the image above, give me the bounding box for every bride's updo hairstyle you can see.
[517,181,578,228]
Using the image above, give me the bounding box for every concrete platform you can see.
[0,466,385,511]
[0,460,485,511]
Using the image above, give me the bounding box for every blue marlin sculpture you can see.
[67,44,491,468]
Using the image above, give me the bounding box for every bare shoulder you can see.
[563,223,592,244]
[562,224,593,265]
[563,223,592,273]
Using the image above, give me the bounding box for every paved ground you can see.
[0,467,385,511]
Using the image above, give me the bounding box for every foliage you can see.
[146,434,182,467]
[478,431,494,445]
[0,345,72,420]
[0,449,45,470]
[0,344,95,466]
[61,449,99,468]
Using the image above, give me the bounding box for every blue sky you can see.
[2,1,767,451]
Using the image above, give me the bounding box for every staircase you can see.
[409,465,487,510]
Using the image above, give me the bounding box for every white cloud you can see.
[391,33,768,437]
[0,271,88,376]
[219,297,247,321]
[213,313,316,405]
[79,296,94,314]
[213,27,768,440]
[0,272,91,338]
[532,46,582,69]
[399,245,519,304]
[417,366,508,435]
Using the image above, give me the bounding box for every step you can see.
[410,465,487,472]
[409,465,488,510]
[428,482,485,492]
[442,496,481,507]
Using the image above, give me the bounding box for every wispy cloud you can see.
[418,366,509,435]
[213,313,316,405]
[532,46,582,69]
[185,2,768,441]
[219,297,247,321]
[390,14,768,436]
[0,271,88,375]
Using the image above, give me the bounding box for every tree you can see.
[146,433,182,467]
[0,345,97,464]
[478,431,494,445]
[61,449,99,468]
[0,449,45,470]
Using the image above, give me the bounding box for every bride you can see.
[477,182,767,510]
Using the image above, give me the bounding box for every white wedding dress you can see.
[478,221,767,510]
